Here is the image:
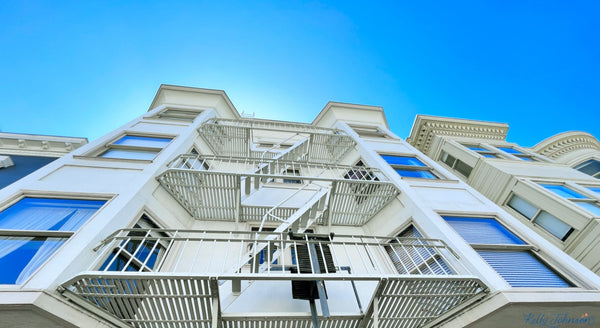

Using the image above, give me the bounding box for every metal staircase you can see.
[197,118,356,164]
[157,154,399,226]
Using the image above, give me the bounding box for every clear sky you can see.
[0,1,598,146]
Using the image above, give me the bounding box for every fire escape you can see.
[60,118,487,328]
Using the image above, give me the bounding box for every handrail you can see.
[91,229,460,277]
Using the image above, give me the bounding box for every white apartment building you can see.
[407,115,600,277]
[0,85,599,328]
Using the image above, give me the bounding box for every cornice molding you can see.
[407,115,509,153]
[0,133,87,156]
[532,131,600,159]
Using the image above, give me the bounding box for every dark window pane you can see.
[575,159,600,178]
[454,160,473,177]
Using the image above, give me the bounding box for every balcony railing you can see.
[197,118,356,164]
[157,155,400,225]
[61,230,487,328]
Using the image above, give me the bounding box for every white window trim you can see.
[379,152,445,180]
[80,132,176,163]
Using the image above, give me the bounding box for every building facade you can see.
[0,85,599,328]
[407,115,600,276]
[0,132,88,190]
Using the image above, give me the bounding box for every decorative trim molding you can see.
[407,115,509,153]
[0,133,88,156]
[532,131,600,159]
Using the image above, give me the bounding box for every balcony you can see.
[157,155,400,226]
[197,118,356,164]
[60,230,487,328]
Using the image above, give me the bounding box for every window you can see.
[385,225,452,275]
[443,216,572,287]
[100,215,167,272]
[343,160,379,204]
[249,227,279,266]
[497,147,538,161]
[349,125,389,139]
[507,194,574,241]
[156,108,203,122]
[380,154,439,179]
[282,168,302,184]
[440,151,473,177]
[462,144,500,158]
[0,197,105,284]
[586,186,600,196]
[462,144,539,161]
[177,149,210,170]
[99,135,172,160]
[574,159,600,179]
[541,184,600,217]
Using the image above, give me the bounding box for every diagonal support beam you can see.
[308,243,330,318]
[357,279,387,328]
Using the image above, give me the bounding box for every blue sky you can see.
[0,1,598,146]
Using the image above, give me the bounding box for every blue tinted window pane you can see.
[498,147,523,154]
[395,169,437,179]
[0,237,65,284]
[587,187,600,195]
[381,155,426,167]
[100,252,140,272]
[477,250,572,287]
[101,149,158,160]
[482,154,499,158]
[113,136,171,148]
[541,184,586,199]
[575,202,600,216]
[464,145,488,152]
[443,217,525,245]
[0,198,105,231]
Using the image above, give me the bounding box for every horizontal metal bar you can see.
[470,243,535,250]
[63,271,484,285]
[0,229,74,238]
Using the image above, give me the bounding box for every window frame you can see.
[0,195,107,284]
[348,124,392,139]
[439,151,473,178]
[379,153,442,179]
[99,214,169,272]
[506,192,575,241]
[90,133,175,162]
[442,215,574,288]
[461,143,543,162]
[574,158,600,179]
[385,224,453,275]
[540,183,600,218]
[155,108,204,122]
